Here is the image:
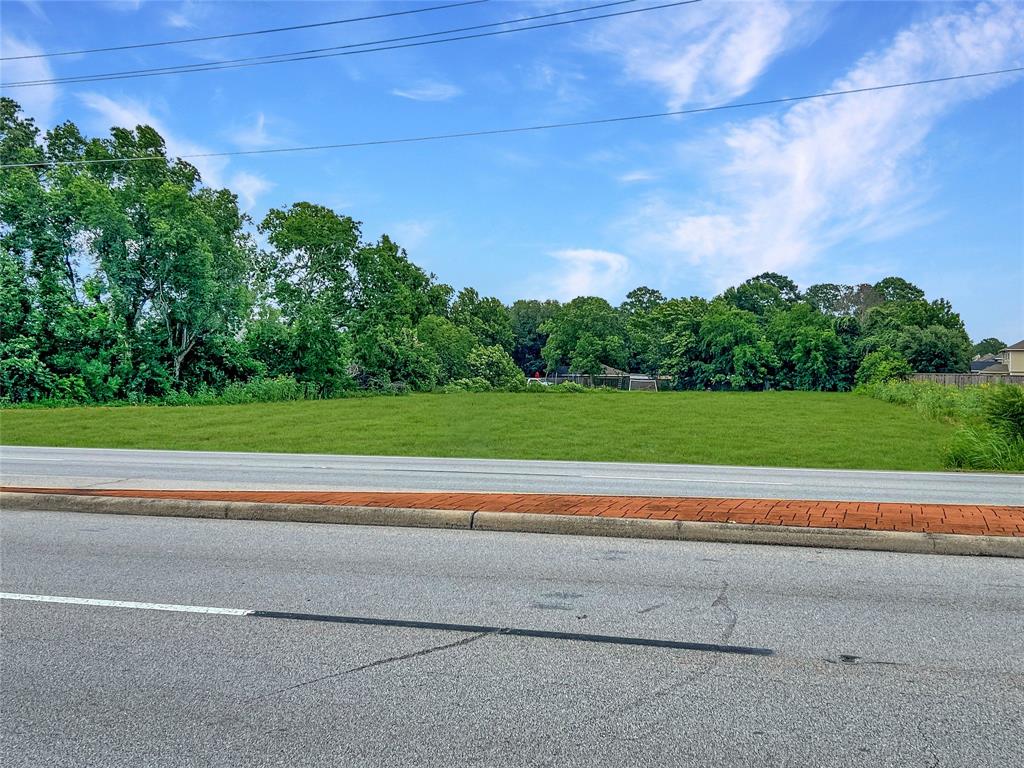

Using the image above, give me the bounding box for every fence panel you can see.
[912,373,1024,387]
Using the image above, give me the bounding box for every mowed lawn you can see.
[0,391,954,470]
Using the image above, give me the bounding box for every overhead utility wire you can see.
[3,0,692,88]
[3,0,649,87]
[4,68,1020,170]
[0,0,489,61]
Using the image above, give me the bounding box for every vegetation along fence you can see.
[912,373,1024,387]
[538,375,673,390]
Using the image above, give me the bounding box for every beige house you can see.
[980,339,1024,375]
[1003,340,1024,374]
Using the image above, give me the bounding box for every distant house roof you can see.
[971,355,1001,372]
[551,364,634,376]
[980,363,1010,374]
[1001,339,1024,352]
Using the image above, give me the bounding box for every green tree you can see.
[648,297,709,387]
[508,298,559,375]
[451,287,514,353]
[971,337,1006,357]
[620,286,666,374]
[540,296,627,373]
[873,276,925,304]
[769,303,847,390]
[417,315,477,383]
[257,203,359,392]
[697,303,778,389]
[468,344,525,389]
[855,348,912,386]
[721,272,800,316]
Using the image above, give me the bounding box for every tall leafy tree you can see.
[541,296,627,374]
[972,337,1006,357]
[697,303,778,389]
[769,303,848,390]
[620,286,666,374]
[450,287,514,353]
[508,298,560,375]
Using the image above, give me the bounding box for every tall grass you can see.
[1,376,346,410]
[858,380,1024,472]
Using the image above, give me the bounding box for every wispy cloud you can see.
[621,1,1024,288]
[586,0,819,109]
[229,112,280,149]
[618,170,657,184]
[164,0,207,29]
[78,92,273,210]
[18,1,48,22]
[0,35,58,126]
[391,80,462,102]
[229,171,274,211]
[103,0,143,12]
[391,219,436,251]
[544,249,630,300]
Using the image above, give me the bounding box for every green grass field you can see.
[0,391,955,470]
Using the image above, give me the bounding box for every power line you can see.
[3,0,687,88]
[0,0,489,61]
[3,67,1020,170]
[3,0,651,87]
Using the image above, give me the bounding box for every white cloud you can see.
[165,12,191,28]
[391,219,435,251]
[229,171,274,211]
[104,1,143,11]
[587,0,817,109]
[618,170,657,184]
[18,1,48,22]
[545,249,630,300]
[163,0,207,29]
[622,1,1024,288]
[391,80,462,102]
[0,35,58,127]
[230,112,279,149]
[78,92,272,209]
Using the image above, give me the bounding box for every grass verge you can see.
[859,381,1024,472]
[0,391,954,471]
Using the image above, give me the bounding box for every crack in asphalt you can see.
[711,580,737,642]
[636,601,667,614]
[262,631,492,697]
[617,579,745,745]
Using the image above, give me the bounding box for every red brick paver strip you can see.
[4,487,1022,537]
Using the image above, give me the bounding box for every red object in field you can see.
[534,371,541,378]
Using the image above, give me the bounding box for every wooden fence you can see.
[537,375,671,390]
[912,372,1024,387]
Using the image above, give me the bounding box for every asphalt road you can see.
[2,445,1022,504]
[2,507,1022,767]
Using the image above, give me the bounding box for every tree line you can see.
[0,98,984,404]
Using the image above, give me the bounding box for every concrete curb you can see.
[3,491,1021,558]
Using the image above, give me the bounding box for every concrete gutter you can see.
[2,491,1021,559]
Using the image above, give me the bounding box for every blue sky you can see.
[2,0,1022,342]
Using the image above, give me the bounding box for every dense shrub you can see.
[441,377,493,393]
[984,384,1024,441]
[467,345,526,390]
[859,380,1024,471]
[945,426,1024,472]
[854,348,912,387]
[160,376,320,406]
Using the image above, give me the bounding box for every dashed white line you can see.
[0,592,251,616]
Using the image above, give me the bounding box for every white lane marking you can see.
[0,592,251,616]
[1,458,66,462]
[580,474,792,485]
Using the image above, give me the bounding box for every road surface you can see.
[2,446,1021,504]
[2,507,1022,766]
